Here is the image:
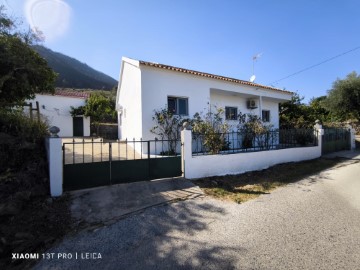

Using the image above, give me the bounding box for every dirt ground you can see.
[193,158,345,203]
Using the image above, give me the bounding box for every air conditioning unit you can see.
[247,99,258,109]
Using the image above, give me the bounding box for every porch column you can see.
[258,95,263,119]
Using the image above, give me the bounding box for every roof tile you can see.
[139,60,292,94]
[53,89,90,99]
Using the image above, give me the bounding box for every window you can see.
[262,110,270,122]
[225,107,237,120]
[167,97,188,115]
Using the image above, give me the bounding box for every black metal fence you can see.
[192,129,318,156]
[62,138,181,164]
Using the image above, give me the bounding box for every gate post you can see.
[45,137,63,197]
[314,120,324,156]
[346,123,356,150]
[181,123,192,178]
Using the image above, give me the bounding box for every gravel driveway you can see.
[34,160,360,270]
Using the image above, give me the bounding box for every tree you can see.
[237,112,274,149]
[192,107,231,154]
[150,107,183,154]
[323,71,360,121]
[279,93,313,128]
[308,96,330,123]
[0,6,56,105]
[70,92,117,123]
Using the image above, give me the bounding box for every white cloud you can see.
[24,0,72,43]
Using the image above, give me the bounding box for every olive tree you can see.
[323,71,360,121]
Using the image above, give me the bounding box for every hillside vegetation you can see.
[33,45,118,90]
[0,110,72,269]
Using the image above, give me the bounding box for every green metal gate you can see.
[322,128,351,155]
[62,139,182,191]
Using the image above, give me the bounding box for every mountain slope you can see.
[33,45,118,90]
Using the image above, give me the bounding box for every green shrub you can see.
[192,107,231,154]
[0,108,49,143]
[0,109,49,173]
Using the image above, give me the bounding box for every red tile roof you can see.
[139,60,293,94]
[53,89,90,99]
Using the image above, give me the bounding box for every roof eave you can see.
[138,60,293,95]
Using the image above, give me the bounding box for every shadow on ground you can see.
[34,198,241,270]
[70,177,204,228]
[193,157,352,203]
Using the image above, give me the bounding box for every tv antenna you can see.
[250,52,262,82]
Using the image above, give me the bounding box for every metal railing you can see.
[192,129,318,156]
[62,138,181,164]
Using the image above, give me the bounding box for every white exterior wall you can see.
[210,92,248,130]
[28,95,90,137]
[117,60,143,140]
[83,117,91,136]
[262,99,280,129]
[117,57,292,141]
[209,93,281,130]
[140,66,292,141]
[140,66,210,140]
[182,129,322,179]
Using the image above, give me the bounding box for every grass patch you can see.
[193,158,345,204]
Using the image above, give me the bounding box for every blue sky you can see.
[3,0,360,103]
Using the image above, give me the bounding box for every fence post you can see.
[29,102,33,121]
[109,142,112,184]
[45,137,63,197]
[181,123,192,178]
[346,123,356,150]
[36,101,40,123]
[314,120,324,156]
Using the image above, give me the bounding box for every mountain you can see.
[32,45,118,90]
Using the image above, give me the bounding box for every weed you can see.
[193,158,343,204]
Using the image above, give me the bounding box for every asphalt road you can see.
[34,159,360,270]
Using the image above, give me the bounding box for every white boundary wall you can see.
[181,128,323,179]
[45,126,326,197]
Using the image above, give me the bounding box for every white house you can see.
[116,57,293,141]
[27,89,91,137]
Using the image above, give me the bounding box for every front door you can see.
[73,117,84,136]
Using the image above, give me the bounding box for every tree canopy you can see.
[0,7,56,105]
[70,92,117,123]
[322,71,360,121]
[279,93,331,128]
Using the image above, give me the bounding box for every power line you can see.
[270,46,360,85]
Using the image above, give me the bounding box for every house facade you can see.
[116,57,293,141]
[27,89,91,137]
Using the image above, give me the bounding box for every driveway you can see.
[62,138,141,164]
[34,158,360,270]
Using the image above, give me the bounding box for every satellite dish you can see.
[249,75,256,82]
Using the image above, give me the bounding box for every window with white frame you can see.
[225,106,237,120]
[168,97,188,115]
[262,110,270,122]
